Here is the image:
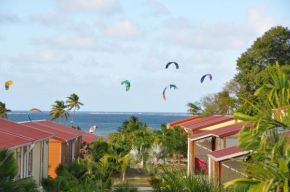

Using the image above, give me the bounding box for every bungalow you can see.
[20,120,83,178]
[181,115,240,174]
[0,118,54,185]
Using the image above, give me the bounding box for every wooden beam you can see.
[218,162,222,187]
[189,140,195,174]
[223,138,226,149]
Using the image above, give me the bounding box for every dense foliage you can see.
[225,64,290,191]
[0,148,38,192]
[0,102,11,119]
[149,166,219,192]
[234,26,290,115]
[42,157,112,192]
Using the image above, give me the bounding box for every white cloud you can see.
[56,0,121,15]
[106,19,143,39]
[34,34,98,50]
[188,52,222,65]
[145,0,169,15]
[165,23,253,50]
[248,4,276,35]
[9,49,71,64]
[30,14,66,26]
[0,12,20,23]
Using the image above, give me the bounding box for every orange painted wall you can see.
[48,138,61,178]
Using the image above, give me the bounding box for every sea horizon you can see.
[7,111,190,137]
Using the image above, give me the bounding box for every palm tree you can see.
[66,93,84,127]
[148,144,166,164]
[0,102,11,119]
[103,154,131,182]
[117,116,143,133]
[49,100,69,124]
[225,63,290,191]
[42,157,112,192]
[0,148,38,192]
[149,166,218,192]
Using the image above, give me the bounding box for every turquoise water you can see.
[7,111,190,137]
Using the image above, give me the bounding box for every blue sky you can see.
[0,0,289,112]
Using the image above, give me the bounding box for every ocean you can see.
[7,111,190,137]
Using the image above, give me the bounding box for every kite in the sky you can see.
[201,74,212,83]
[89,125,98,133]
[27,108,41,121]
[5,80,13,90]
[194,101,201,106]
[121,80,130,91]
[165,62,179,69]
[163,84,178,100]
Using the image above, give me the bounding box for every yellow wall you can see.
[198,120,240,131]
[32,142,41,185]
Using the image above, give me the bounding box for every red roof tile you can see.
[182,115,235,131]
[0,118,54,142]
[209,146,247,162]
[36,120,84,136]
[82,131,109,144]
[0,130,32,149]
[82,132,99,144]
[190,123,251,141]
[21,121,79,142]
[167,116,200,127]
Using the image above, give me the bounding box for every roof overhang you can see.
[208,150,249,162]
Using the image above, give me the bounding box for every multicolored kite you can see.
[165,62,179,69]
[194,101,201,107]
[121,80,130,91]
[200,74,212,83]
[27,108,42,121]
[5,80,13,90]
[89,125,98,133]
[163,84,178,100]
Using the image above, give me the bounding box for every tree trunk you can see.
[71,107,76,127]
[60,117,62,124]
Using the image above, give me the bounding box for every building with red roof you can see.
[166,116,201,128]
[208,146,249,186]
[0,118,54,185]
[20,120,83,178]
[185,116,239,174]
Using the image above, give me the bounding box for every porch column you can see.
[188,139,195,174]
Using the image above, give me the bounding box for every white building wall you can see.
[222,160,246,183]
[195,141,212,163]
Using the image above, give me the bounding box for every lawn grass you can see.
[112,163,187,188]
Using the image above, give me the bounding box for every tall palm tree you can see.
[0,102,11,119]
[66,93,84,127]
[0,148,38,192]
[49,100,69,124]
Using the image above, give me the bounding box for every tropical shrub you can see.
[0,148,38,192]
[149,166,218,192]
